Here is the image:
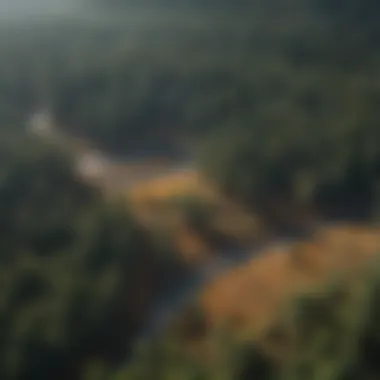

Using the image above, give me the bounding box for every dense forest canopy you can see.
[1,0,378,156]
[0,0,380,379]
[0,133,186,379]
[0,0,378,231]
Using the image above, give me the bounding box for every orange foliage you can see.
[127,168,265,262]
[174,225,215,265]
[129,170,201,203]
[200,225,380,337]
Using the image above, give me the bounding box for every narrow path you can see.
[27,111,194,192]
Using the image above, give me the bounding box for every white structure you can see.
[76,151,108,180]
[27,111,55,138]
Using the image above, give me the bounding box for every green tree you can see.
[0,133,158,379]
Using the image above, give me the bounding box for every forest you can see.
[0,0,380,379]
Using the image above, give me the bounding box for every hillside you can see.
[201,225,380,336]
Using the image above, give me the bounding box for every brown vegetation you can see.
[200,225,380,338]
[127,169,265,262]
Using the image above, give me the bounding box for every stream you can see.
[137,221,340,341]
[138,239,298,340]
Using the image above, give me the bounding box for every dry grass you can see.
[128,169,215,204]
[174,225,215,265]
[200,224,380,337]
[127,169,265,261]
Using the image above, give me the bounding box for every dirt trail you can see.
[28,111,194,194]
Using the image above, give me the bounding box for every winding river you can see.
[138,240,297,340]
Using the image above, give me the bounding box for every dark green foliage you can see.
[1,1,380,379]
[172,195,214,234]
[235,345,275,380]
[0,134,159,379]
[1,0,375,159]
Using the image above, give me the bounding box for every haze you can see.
[0,0,78,18]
